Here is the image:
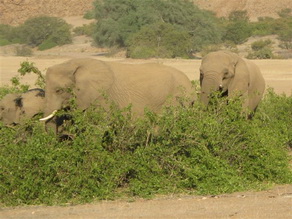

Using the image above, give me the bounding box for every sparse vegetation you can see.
[73,23,96,37]
[247,39,275,59]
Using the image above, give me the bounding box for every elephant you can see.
[199,51,265,116]
[0,88,45,125]
[40,58,195,133]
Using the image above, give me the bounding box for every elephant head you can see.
[40,58,114,132]
[0,89,45,125]
[199,51,265,113]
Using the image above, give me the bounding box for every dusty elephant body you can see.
[40,58,195,132]
[199,51,265,115]
[0,88,45,125]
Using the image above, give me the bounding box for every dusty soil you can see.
[0,185,291,219]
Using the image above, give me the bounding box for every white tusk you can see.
[39,110,57,121]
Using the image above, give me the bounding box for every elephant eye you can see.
[223,71,229,79]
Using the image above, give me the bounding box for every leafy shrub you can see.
[0,86,291,206]
[19,16,72,49]
[278,22,292,49]
[38,40,58,51]
[15,45,33,56]
[83,10,95,20]
[73,23,96,37]
[251,39,273,51]
[251,17,275,36]
[126,22,192,58]
[93,0,222,51]
[0,24,24,45]
[247,39,275,59]
[0,37,11,46]
[247,47,275,59]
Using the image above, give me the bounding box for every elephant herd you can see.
[0,51,266,133]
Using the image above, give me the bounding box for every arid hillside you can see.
[0,0,94,25]
[194,0,292,21]
[1,0,292,25]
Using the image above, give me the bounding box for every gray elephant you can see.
[0,88,45,125]
[199,51,265,116]
[40,58,195,133]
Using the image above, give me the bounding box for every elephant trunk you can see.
[200,74,221,105]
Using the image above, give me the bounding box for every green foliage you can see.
[278,19,292,49]
[92,0,222,52]
[73,23,96,37]
[247,39,275,59]
[17,61,46,89]
[0,24,25,45]
[223,11,252,45]
[251,17,275,36]
[127,22,192,58]
[15,45,33,56]
[83,10,95,20]
[20,16,72,48]
[0,85,291,206]
[38,40,58,51]
[278,8,292,18]
[0,16,72,50]
[251,39,273,51]
[228,10,250,22]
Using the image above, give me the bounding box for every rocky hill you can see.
[194,0,292,21]
[1,0,292,25]
[0,0,94,25]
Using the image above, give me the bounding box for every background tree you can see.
[223,10,252,44]
[93,0,222,56]
[126,22,192,58]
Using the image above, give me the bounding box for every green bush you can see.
[73,23,95,37]
[19,16,72,49]
[126,22,192,58]
[83,10,95,20]
[93,0,222,51]
[0,86,291,206]
[251,39,273,51]
[15,45,33,56]
[0,24,24,45]
[251,17,275,36]
[247,47,274,59]
[38,40,58,51]
[247,39,275,59]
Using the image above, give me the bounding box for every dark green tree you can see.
[127,22,192,58]
[93,0,222,51]
[223,10,251,44]
[20,16,72,49]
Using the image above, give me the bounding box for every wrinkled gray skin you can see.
[41,58,195,133]
[200,51,265,115]
[0,89,45,125]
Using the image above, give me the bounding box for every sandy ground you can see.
[0,185,291,218]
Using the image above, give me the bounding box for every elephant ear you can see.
[73,59,114,109]
[228,55,250,96]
